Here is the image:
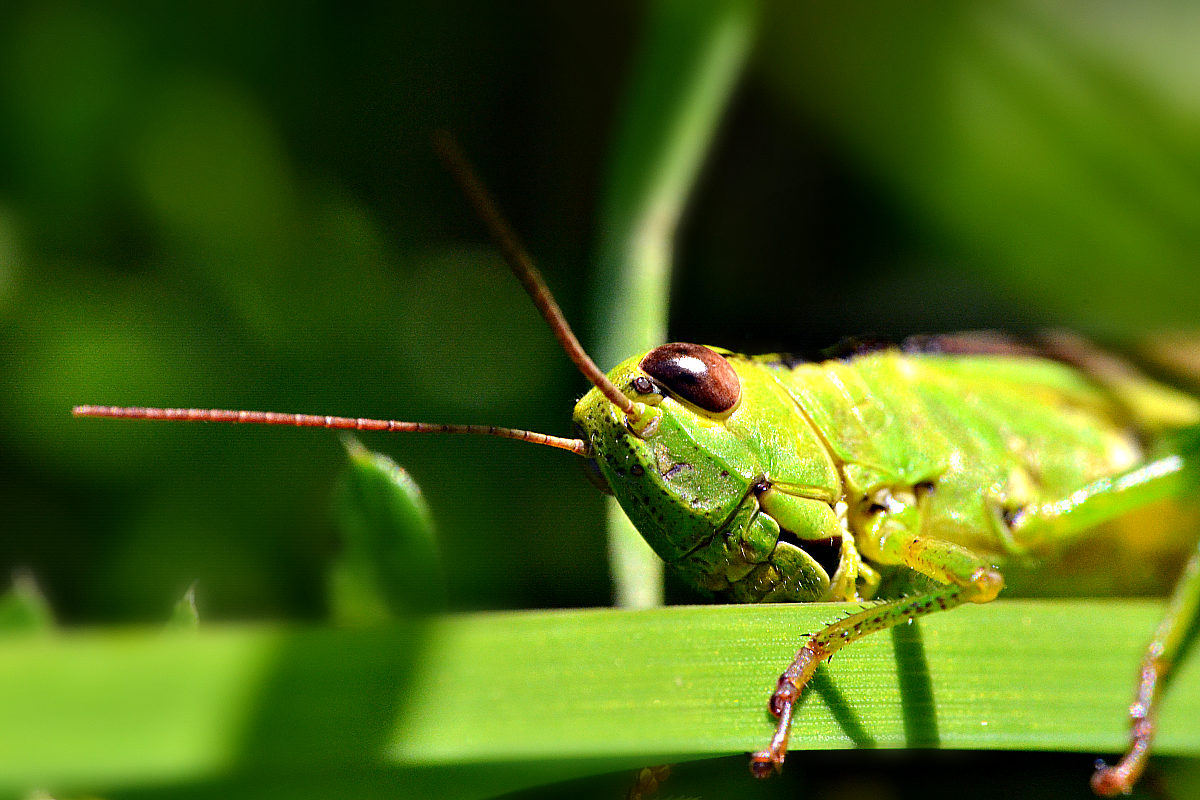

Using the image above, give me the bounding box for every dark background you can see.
[3,2,1199,621]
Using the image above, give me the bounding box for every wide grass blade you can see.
[2,600,1197,798]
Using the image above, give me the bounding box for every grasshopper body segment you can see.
[577,344,1192,604]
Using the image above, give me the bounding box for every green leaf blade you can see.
[0,572,54,635]
[329,440,442,623]
[167,583,200,631]
[3,601,1197,798]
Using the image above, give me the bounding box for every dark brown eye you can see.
[639,342,741,413]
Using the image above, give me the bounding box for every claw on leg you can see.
[749,675,798,778]
[748,748,783,779]
[748,646,823,779]
[1092,547,1200,795]
[1091,753,1144,797]
[1091,704,1155,796]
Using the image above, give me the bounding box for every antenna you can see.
[71,405,589,454]
[431,131,638,420]
[73,134,651,453]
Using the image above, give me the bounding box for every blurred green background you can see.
[3,1,1200,795]
[8,0,1200,622]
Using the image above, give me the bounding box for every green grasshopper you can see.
[75,141,1200,796]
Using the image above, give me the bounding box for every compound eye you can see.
[639,342,741,413]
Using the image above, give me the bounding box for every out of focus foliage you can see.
[8,1,1198,624]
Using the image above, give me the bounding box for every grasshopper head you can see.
[574,343,844,602]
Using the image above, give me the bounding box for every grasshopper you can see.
[75,140,1200,796]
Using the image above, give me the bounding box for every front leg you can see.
[749,522,1002,777]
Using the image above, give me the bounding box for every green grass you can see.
[3,600,1197,799]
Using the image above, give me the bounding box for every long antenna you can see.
[72,134,646,453]
[71,405,589,455]
[432,131,637,419]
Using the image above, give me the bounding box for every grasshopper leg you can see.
[751,444,1197,784]
[750,535,1002,777]
[1092,545,1200,796]
[1001,448,1196,795]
